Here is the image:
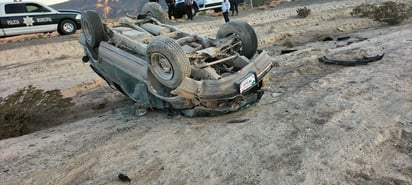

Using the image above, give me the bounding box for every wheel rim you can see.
[151,53,174,80]
[63,22,74,33]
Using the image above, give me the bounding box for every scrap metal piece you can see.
[318,54,385,66]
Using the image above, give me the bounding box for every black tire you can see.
[147,37,191,89]
[173,3,186,18]
[173,3,196,19]
[174,12,184,19]
[58,19,77,35]
[81,10,105,49]
[191,5,198,17]
[216,21,258,59]
[142,2,166,24]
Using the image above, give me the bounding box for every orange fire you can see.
[96,0,120,19]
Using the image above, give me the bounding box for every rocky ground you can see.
[0,0,411,184]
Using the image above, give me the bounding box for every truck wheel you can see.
[147,37,191,89]
[173,3,185,18]
[58,19,77,35]
[216,21,258,59]
[174,4,197,19]
[81,10,105,48]
[142,2,166,24]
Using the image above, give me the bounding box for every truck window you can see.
[5,4,27,14]
[25,3,51,13]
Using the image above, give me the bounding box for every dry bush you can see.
[0,85,74,139]
[351,3,375,17]
[250,0,271,7]
[372,1,410,25]
[296,7,311,18]
[352,1,411,25]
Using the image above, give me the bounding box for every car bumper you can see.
[173,50,273,100]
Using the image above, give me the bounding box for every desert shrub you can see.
[245,0,271,7]
[0,85,73,139]
[372,1,410,25]
[352,1,411,25]
[351,3,375,17]
[296,7,311,18]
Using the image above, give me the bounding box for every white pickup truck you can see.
[0,1,81,37]
[174,0,224,18]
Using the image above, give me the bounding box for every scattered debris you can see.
[336,36,351,41]
[227,119,250,124]
[271,92,282,98]
[280,49,298,55]
[318,54,385,66]
[118,173,131,182]
[321,36,334,42]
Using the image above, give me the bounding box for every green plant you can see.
[296,7,311,18]
[0,85,74,139]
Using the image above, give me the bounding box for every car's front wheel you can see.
[216,21,258,59]
[58,19,77,35]
[147,37,191,89]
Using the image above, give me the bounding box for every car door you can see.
[2,2,59,36]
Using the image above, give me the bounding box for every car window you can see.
[5,4,27,14]
[25,3,51,13]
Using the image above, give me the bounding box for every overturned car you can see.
[79,3,273,117]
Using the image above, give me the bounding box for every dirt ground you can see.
[0,0,411,184]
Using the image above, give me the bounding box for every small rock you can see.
[272,93,282,98]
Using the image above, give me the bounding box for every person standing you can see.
[230,0,238,16]
[166,0,175,20]
[222,0,230,22]
[185,0,193,20]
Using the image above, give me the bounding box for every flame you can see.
[96,0,120,19]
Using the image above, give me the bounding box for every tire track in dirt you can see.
[0,40,97,98]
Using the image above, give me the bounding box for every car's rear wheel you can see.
[216,21,258,59]
[147,37,191,89]
[81,11,106,59]
[58,19,77,35]
[142,2,166,24]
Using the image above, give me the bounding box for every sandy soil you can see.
[0,0,411,184]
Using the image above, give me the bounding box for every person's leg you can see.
[171,5,175,19]
[189,5,193,19]
[186,5,191,19]
[223,11,230,22]
[168,5,172,19]
[235,3,238,15]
